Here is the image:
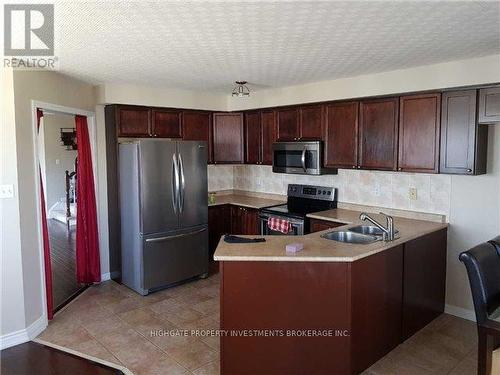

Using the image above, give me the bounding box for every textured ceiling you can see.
[54,1,500,92]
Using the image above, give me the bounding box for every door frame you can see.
[31,100,98,325]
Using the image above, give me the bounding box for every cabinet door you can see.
[309,219,344,233]
[242,208,259,235]
[324,102,359,168]
[299,105,324,140]
[261,110,276,165]
[230,206,243,234]
[440,90,487,175]
[152,109,182,138]
[276,108,300,141]
[478,86,500,123]
[359,98,399,170]
[213,113,244,164]
[208,205,230,258]
[398,93,441,173]
[116,105,151,137]
[182,111,212,163]
[402,229,447,340]
[245,111,262,164]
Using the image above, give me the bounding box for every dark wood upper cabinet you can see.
[276,108,300,141]
[152,109,182,138]
[261,110,276,165]
[244,111,262,164]
[478,86,500,123]
[359,98,399,171]
[182,111,212,163]
[299,105,324,140]
[398,93,441,173]
[440,90,488,175]
[116,105,151,137]
[213,113,244,164]
[324,101,359,168]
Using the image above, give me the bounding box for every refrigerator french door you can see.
[119,140,208,295]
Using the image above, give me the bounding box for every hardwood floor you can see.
[48,219,85,310]
[0,341,123,375]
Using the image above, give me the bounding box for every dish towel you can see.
[268,217,292,234]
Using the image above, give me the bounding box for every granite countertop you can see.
[213,208,448,263]
[208,193,285,209]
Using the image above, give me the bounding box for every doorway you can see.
[33,101,100,321]
[39,112,85,311]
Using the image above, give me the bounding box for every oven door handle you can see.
[301,147,307,172]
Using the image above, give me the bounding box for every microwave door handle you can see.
[301,147,307,172]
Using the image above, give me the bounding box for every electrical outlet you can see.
[372,184,381,197]
[409,187,417,200]
[0,184,14,199]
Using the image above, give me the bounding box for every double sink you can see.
[321,225,399,244]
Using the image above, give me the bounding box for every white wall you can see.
[96,83,228,111]
[1,68,26,340]
[228,54,500,111]
[446,125,500,315]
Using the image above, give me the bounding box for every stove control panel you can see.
[287,184,337,202]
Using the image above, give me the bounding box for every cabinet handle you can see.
[357,166,361,169]
[398,167,402,171]
[467,169,472,173]
[352,165,356,169]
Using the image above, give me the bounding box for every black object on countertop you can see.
[223,234,266,244]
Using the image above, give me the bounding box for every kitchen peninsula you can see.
[214,210,448,375]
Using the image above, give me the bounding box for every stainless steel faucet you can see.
[359,212,396,241]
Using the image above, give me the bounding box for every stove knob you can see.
[327,191,331,195]
[322,190,326,195]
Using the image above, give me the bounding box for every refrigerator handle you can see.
[172,153,179,214]
[178,152,186,213]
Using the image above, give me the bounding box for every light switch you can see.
[409,187,417,200]
[0,184,15,199]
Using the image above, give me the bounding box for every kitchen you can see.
[1,2,500,375]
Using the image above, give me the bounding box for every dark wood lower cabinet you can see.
[309,218,344,233]
[230,205,259,235]
[208,204,260,258]
[208,205,231,260]
[219,229,447,374]
[402,229,447,340]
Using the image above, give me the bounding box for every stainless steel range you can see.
[260,184,337,235]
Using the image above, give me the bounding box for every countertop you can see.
[213,208,448,262]
[208,193,285,209]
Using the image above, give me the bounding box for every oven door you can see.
[272,141,322,175]
[259,214,304,235]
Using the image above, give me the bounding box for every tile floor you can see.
[37,273,478,375]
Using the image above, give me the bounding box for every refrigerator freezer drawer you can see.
[142,226,208,292]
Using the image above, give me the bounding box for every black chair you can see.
[459,242,500,375]
[489,236,500,256]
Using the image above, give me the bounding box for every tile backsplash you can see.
[208,165,451,216]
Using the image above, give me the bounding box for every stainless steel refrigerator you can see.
[119,139,208,295]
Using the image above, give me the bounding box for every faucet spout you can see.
[359,212,396,241]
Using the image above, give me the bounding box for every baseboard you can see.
[101,272,111,281]
[445,304,476,322]
[0,314,48,350]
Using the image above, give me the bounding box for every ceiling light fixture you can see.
[232,81,250,98]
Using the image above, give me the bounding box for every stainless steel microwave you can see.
[272,141,337,175]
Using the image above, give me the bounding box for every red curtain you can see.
[75,115,101,283]
[37,109,54,320]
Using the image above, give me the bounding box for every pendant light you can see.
[232,81,250,98]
